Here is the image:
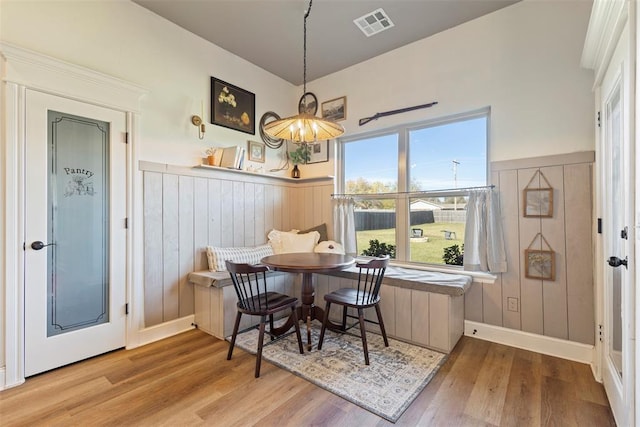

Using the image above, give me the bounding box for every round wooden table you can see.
[261,252,354,349]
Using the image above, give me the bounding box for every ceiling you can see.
[133,0,520,85]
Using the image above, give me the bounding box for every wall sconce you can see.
[191,115,205,140]
[192,100,206,139]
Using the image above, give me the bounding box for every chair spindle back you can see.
[355,255,390,304]
[226,261,271,311]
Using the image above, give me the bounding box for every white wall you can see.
[0,0,296,172]
[308,0,595,163]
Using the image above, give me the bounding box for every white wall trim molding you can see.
[1,44,145,387]
[464,321,595,370]
[581,0,629,86]
[1,82,27,389]
[130,315,196,349]
[0,43,147,113]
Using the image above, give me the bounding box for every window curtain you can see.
[463,189,507,273]
[333,197,357,256]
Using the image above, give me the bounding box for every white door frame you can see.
[0,43,146,388]
[582,1,637,425]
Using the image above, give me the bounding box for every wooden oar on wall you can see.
[359,101,438,126]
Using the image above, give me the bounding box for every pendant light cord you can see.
[303,0,312,102]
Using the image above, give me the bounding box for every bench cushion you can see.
[190,265,472,296]
[326,265,472,296]
[188,271,233,288]
[189,270,286,288]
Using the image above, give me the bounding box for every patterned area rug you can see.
[231,321,447,423]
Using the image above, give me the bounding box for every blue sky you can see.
[344,116,487,191]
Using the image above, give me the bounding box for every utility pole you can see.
[452,160,460,210]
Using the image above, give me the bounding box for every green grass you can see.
[357,222,465,265]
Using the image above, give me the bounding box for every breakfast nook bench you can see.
[189,265,472,353]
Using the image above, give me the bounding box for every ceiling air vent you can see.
[354,8,394,37]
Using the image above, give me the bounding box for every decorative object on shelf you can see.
[361,239,396,258]
[321,96,346,121]
[523,170,553,217]
[247,140,265,163]
[205,147,220,166]
[262,0,345,143]
[211,77,255,135]
[191,100,206,139]
[307,140,329,164]
[289,143,311,165]
[359,101,438,126]
[259,111,284,149]
[525,232,555,280]
[289,143,311,178]
[298,92,318,115]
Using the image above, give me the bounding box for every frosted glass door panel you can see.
[47,111,110,336]
[607,94,623,378]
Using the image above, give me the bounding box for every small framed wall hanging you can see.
[247,140,265,163]
[525,232,556,281]
[307,140,329,164]
[524,249,555,280]
[523,188,553,217]
[321,96,347,121]
[523,169,553,218]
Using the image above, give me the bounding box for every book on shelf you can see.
[219,146,243,169]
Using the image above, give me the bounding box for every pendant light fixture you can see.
[263,0,345,143]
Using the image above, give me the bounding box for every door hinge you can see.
[125,303,129,315]
[597,111,601,128]
[125,132,129,144]
[124,217,129,229]
[621,226,628,240]
[597,218,602,234]
[598,324,603,342]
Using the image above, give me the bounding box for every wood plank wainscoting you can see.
[140,161,334,328]
[145,153,595,353]
[465,152,595,346]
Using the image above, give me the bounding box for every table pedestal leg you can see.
[271,272,328,349]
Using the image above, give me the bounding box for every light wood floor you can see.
[0,330,615,426]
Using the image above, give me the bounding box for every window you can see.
[339,109,488,266]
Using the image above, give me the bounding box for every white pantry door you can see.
[599,23,634,427]
[24,90,128,376]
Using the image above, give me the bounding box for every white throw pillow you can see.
[268,229,320,254]
[314,240,345,255]
[206,244,274,272]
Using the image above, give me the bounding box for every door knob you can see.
[31,241,55,250]
[607,256,628,268]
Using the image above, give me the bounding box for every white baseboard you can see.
[0,367,5,391]
[128,315,195,349]
[464,321,595,366]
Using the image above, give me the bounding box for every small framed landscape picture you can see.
[523,188,553,217]
[248,140,265,163]
[307,140,329,164]
[524,249,555,281]
[321,96,346,121]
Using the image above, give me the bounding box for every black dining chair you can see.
[226,260,304,377]
[317,255,390,365]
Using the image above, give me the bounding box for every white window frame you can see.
[336,108,490,267]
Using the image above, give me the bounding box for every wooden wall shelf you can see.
[138,161,333,185]
[193,164,333,183]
